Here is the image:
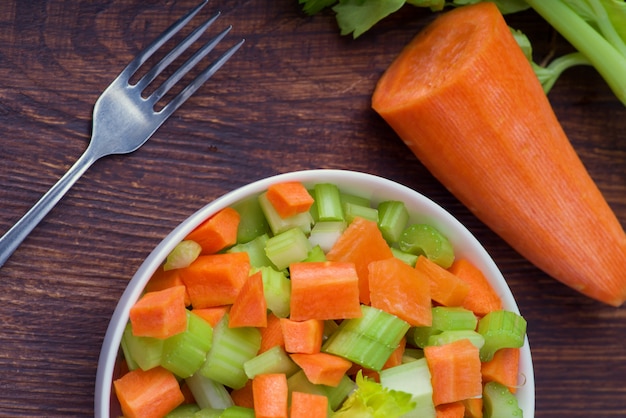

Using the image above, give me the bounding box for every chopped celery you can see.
[193,408,222,418]
[119,330,139,371]
[164,240,202,271]
[218,406,255,418]
[185,372,234,410]
[407,326,440,349]
[408,306,477,348]
[255,266,291,318]
[483,381,524,418]
[287,369,328,398]
[165,403,201,417]
[122,322,163,371]
[379,358,436,418]
[343,202,378,223]
[340,192,371,208]
[231,194,270,243]
[477,310,527,362]
[161,310,213,378]
[314,183,344,221]
[322,374,356,411]
[228,233,274,268]
[243,345,299,379]
[390,247,418,267]
[427,330,485,349]
[402,348,425,362]
[265,227,312,270]
[258,191,313,235]
[200,314,261,389]
[304,244,327,262]
[377,200,409,243]
[398,223,455,268]
[309,220,347,252]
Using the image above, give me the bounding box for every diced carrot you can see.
[424,339,482,406]
[414,255,470,307]
[448,259,502,316]
[145,267,191,307]
[436,401,465,418]
[280,318,324,354]
[326,217,394,304]
[463,397,483,418]
[179,252,251,308]
[129,285,187,339]
[481,347,521,393]
[231,379,255,409]
[290,391,329,418]
[253,373,288,418]
[113,367,184,418]
[289,261,362,321]
[383,336,406,369]
[260,313,285,353]
[229,271,268,328]
[289,352,353,387]
[368,257,432,326]
[191,305,230,327]
[266,181,315,218]
[185,207,240,255]
[371,2,626,307]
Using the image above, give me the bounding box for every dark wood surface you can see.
[0,1,625,416]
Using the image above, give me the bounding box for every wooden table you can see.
[0,1,624,416]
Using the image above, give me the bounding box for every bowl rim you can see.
[94,169,535,417]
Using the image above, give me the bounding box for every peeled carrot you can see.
[289,261,362,321]
[129,285,187,339]
[259,313,285,353]
[179,252,250,308]
[436,402,465,418]
[266,181,315,218]
[185,207,240,254]
[326,217,394,304]
[371,2,626,307]
[229,271,268,328]
[383,336,406,369]
[113,367,184,418]
[463,398,483,418]
[145,267,191,307]
[191,305,230,327]
[414,255,470,307]
[368,257,432,326]
[231,379,255,409]
[280,318,324,354]
[481,347,521,393]
[252,373,289,418]
[424,338,482,406]
[290,391,329,418]
[448,259,502,316]
[289,352,353,387]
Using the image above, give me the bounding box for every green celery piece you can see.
[342,201,379,223]
[201,314,261,389]
[165,403,201,417]
[323,319,340,342]
[304,244,327,262]
[185,372,234,410]
[255,266,291,318]
[119,330,139,371]
[336,305,410,347]
[427,330,485,349]
[379,358,436,418]
[483,381,524,418]
[243,345,300,379]
[431,306,477,331]
[193,408,223,418]
[390,247,418,267]
[314,183,344,221]
[402,348,425,362]
[161,310,214,378]
[322,374,356,411]
[377,200,409,244]
[218,406,256,418]
[228,233,274,269]
[231,195,270,244]
[287,369,328,398]
[258,191,313,236]
[309,221,347,252]
[265,227,313,270]
[333,0,406,38]
[122,322,163,371]
[340,192,371,208]
[407,326,441,349]
[398,223,455,268]
[477,310,527,362]
[164,240,202,271]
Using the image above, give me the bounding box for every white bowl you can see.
[94,169,534,417]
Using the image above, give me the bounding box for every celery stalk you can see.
[163,240,202,271]
[322,374,356,411]
[304,244,327,262]
[258,192,313,235]
[228,233,274,268]
[391,247,418,267]
[309,221,347,252]
[231,194,270,244]
[477,310,527,362]
[122,322,163,371]
[287,369,329,398]
[399,224,454,268]
[243,345,300,379]
[314,183,344,221]
[219,406,256,418]
[379,358,436,418]
[185,372,234,410]
[161,311,213,378]
[408,306,477,348]
[377,200,409,243]
[165,404,201,417]
[427,330,485,349]
[342,202,379,223]
[256,266,291,318]
[483,381,524,418]
[265,227,313,270]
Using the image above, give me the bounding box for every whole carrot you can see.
[372,3,626,306]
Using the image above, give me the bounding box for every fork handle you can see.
[0,148,99,268]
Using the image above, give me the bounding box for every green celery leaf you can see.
[332,0,407,38]
[405,0,445,12]
[299,0,338,15]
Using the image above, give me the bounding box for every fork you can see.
[0,1,243,268]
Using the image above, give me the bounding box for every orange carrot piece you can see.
[368,257,432,326]
[289,261,362,321]
[179,252,250,308]
[191,305,230,327]
[289,352,353,387]
[266,181,315,218]
[129,285,187,339]
[185,207,240,255]
[326,217,394,304]
[260,313,285,353]
[449,259,502,316]
[229,271,268,328]
[231,379,255,409]
[145,267,191,307]
[280,318,324,354]
[383,337,406,369]
[290,391,329,418]
[371,2,626,306]
[253,373,288,418]
[113,367,184,418]
[424,339,482,406]
[436,402,465,418]
[463,398,483,418]
[481,347,521,393]
[414,255,470,307]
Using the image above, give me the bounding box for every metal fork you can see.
[0,1,243,268]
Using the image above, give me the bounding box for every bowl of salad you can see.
[95,169,534,418]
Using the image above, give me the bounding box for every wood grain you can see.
[0,1,625,416]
